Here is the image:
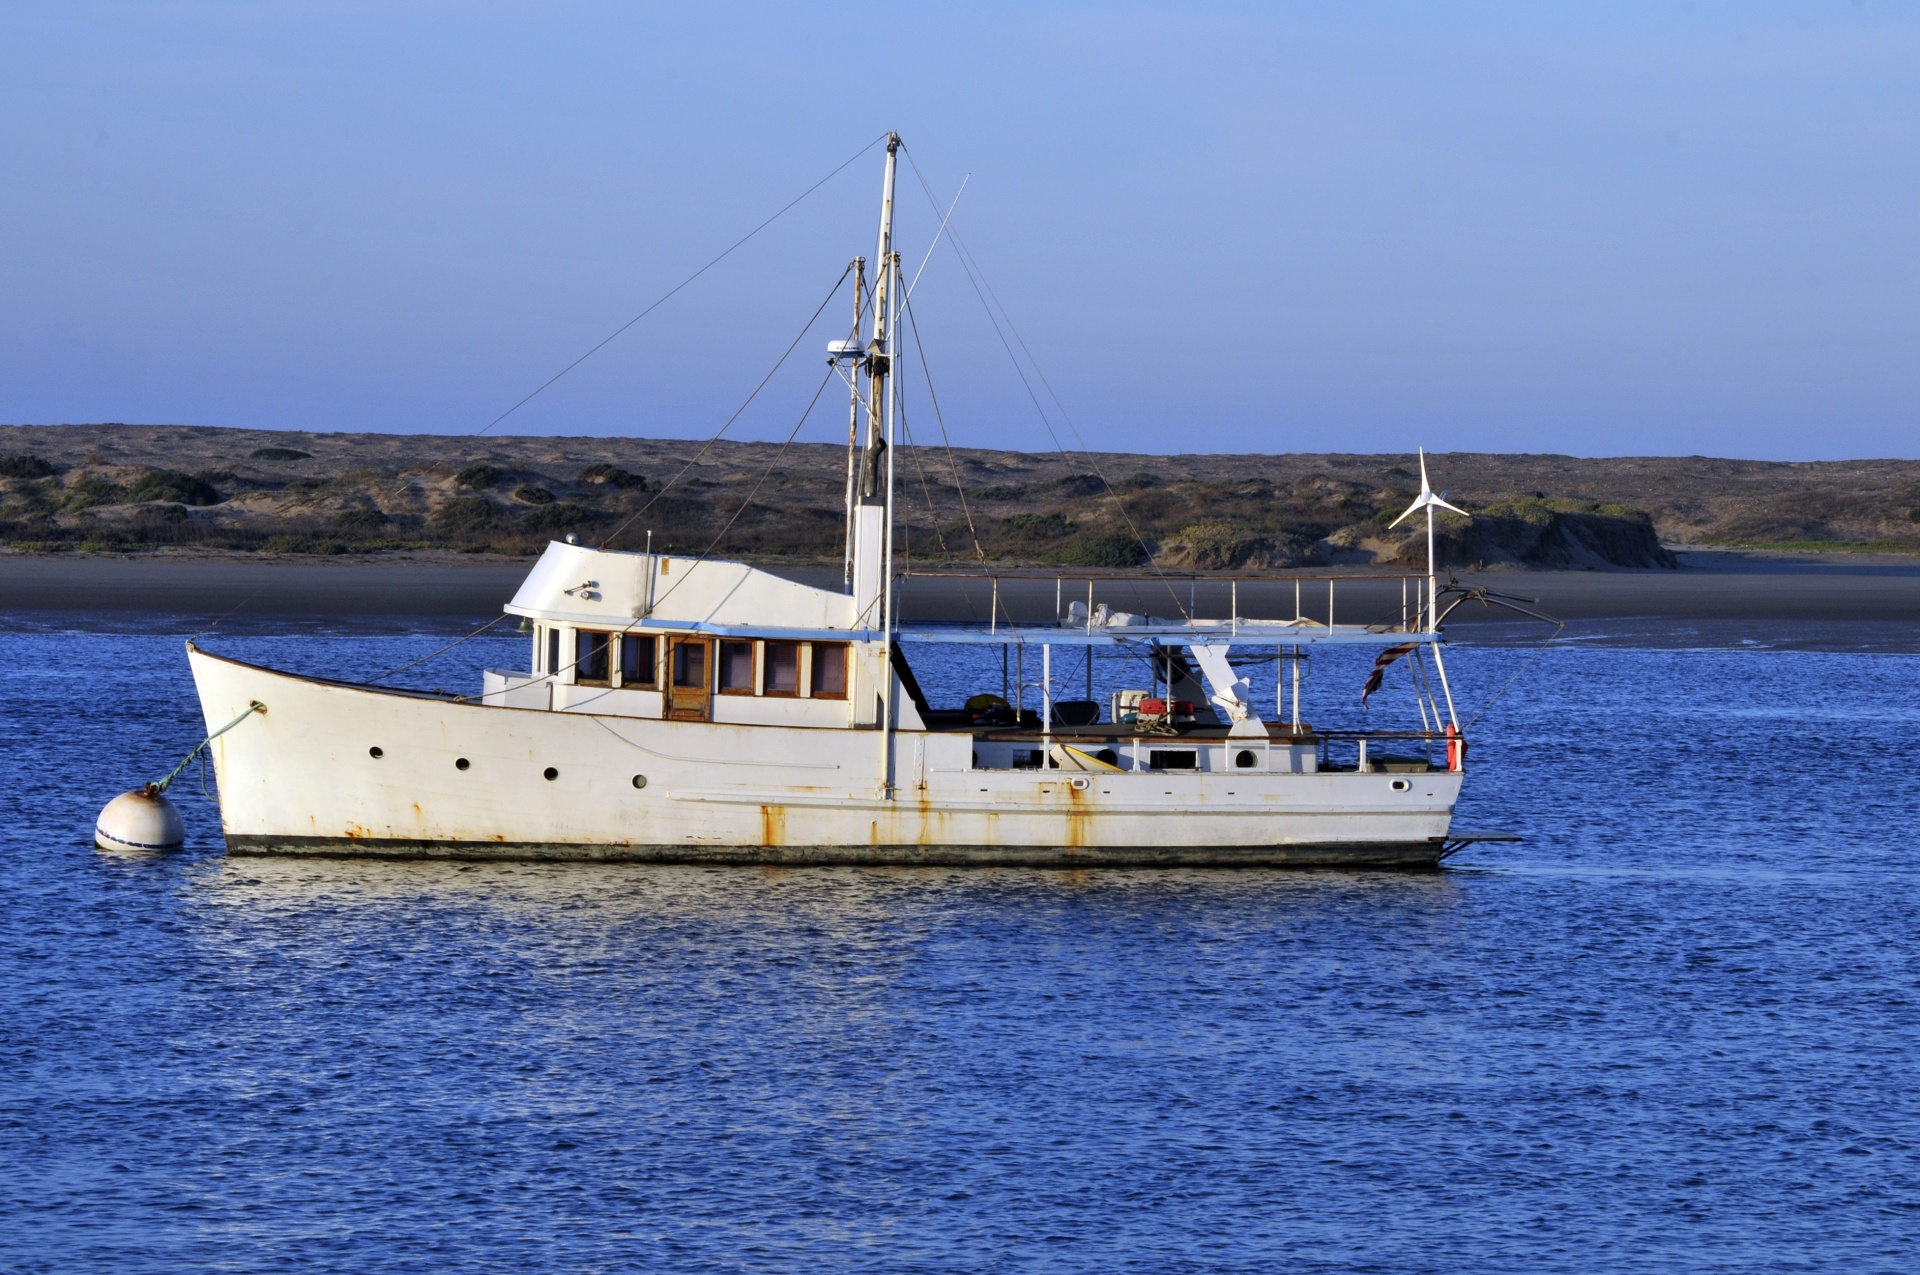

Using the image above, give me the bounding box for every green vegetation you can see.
[249,447,312,461]
[1173,521,1268,570]
[1477,496,1652,523]
[433,496,510,534]
[578,463,646,489]
[1052,474,1104,497]
[520,502,607,536]
[63,475,124,511]
[455,463,506,487]
[1052,533,1149,568]
[514,484,555,505]
[329,508,390,533]
[999,512,1074,540]
[0,455,55,479]
[125,470,222,506]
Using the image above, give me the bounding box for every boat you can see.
[186,134,1521,868]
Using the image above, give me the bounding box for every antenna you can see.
[1387,448,1470,632]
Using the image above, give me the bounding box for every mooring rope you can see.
[151,701,264,795]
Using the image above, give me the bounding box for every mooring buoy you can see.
[96,699,265,854]
[95,786,186,853]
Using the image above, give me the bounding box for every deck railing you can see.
[978,727,1463,775]
[896,570,1436,635]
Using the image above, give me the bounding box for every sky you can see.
[1,1,1916,460]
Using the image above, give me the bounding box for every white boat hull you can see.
[190,647,1463,868]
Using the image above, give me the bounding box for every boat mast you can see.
[841,256,866,588]
[838,134,901,794]
[848,133,898,632]
[874,133,899,644]
[878,135,899,797]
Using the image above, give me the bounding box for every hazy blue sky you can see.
[1,2,1915,459]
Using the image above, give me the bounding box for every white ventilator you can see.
[1387,448,1471,633]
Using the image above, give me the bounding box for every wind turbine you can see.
[1388,449,1470,633]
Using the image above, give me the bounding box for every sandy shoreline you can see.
[5,548,1920,629]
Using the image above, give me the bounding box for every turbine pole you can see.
[1428,497,1437,634]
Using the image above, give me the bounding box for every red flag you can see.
[1360,643,1419,707]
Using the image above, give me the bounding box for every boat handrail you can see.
[899,569,1430,583]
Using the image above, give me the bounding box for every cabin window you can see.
[672,640,707,690]
[546,627,560,677]
[575,630,612,684]
[810,642,849,699]
[764,641,800,695]
[620,635,658,689]
[718,640,756,694]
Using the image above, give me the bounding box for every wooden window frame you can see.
[666,636,712,722]
[575,629,613,686]
[809,641,849,700]
[762,640,802,698]
[670,638,709,690]
[617,633,659,690]
[717,639,757,696]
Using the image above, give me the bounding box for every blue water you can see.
[3,617,1918,1271]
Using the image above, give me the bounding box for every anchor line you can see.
[152,701,265,795]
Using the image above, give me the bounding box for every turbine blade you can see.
[1432,496,1470,519]
[1387,494,1426,529]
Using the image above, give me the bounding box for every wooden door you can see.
[666,637,713,722]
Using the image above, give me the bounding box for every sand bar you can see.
[5,549,1920,628]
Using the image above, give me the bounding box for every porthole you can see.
[368,746,384,760]
[1234,749,1258,769]
[631,774,648,789]
[455,757,470,771]
[543,766,559,781]
[1069,776,1090,791]
[1390,778,1411,792]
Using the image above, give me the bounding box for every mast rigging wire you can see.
[359,263,856,690]
[596,262,855,550]
[368,614,513,684]
[475,133,887,436]
[892,392,952,556]
[639,365,842,618]
[900,292,987,565]
[899,145,1189,621]
[480,362,846,712]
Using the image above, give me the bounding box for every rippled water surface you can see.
[4,619,1918,1272]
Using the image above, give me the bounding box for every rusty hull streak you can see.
[759,804,786,847]
[1064,780,1090,849]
